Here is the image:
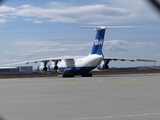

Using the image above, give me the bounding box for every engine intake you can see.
[37,65,48,72]
[37,61,48,72]
[48,62,59,71]
[97,60,110,70]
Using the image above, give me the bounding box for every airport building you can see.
[0,66,33,75]
[108,66,158,71]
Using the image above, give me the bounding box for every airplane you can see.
[4,26,156,77]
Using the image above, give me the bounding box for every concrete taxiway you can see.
[0,74,160,120]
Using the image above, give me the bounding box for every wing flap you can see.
[4,57,74,66]
[104,57,156,62]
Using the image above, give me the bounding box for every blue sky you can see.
[0,0,160,68]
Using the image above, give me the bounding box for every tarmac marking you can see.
[14,80,103,90]
[55,82,87,86]
[68,112,160,120]
[116,80,150,84]
[52,80,103,86]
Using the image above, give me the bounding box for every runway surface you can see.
[0,74,160,120]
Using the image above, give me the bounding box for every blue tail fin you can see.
[91,29,105,55]
[77,26,133,55]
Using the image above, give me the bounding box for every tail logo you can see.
[94,39,103,45]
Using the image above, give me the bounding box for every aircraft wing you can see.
[4,56,75,66]
[104,57,156,62]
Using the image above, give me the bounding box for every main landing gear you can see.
[81,73,92,77]
[62,71,75,77]
[61,73,92,78]
[62,74,75,77]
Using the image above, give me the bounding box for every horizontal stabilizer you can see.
[77,26,134,30]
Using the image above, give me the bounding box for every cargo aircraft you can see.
[5,26,156,77]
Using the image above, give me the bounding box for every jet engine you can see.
[48,61,58,71]
[37,62,48,72]
[97,59,110,70]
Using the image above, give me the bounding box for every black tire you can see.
[62,74,75,77]
[81,73,92,77]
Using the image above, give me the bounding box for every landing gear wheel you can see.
[62,74,75,78]
[81,73,92,77]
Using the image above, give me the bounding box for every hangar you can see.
[0,66,33,75]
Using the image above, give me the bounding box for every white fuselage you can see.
[57,54,103,74]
